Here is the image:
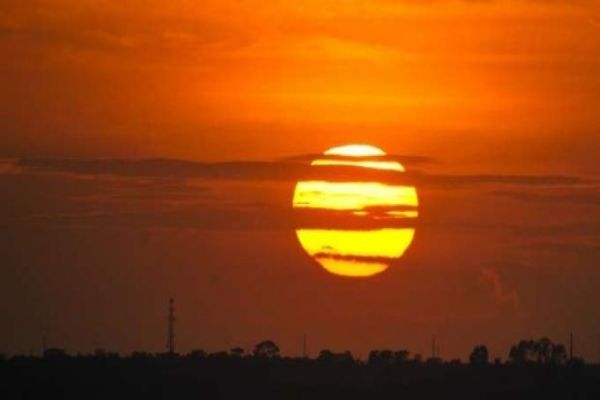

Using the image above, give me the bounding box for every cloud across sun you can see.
[293,144,418,277]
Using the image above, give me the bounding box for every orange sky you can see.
[1,0,600,361]
[1,0,599,171]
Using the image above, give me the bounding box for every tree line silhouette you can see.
[1,337,593,399]
[2,336,585,366]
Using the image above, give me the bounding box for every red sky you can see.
[1,0,600,361]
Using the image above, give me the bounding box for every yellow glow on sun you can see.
[324,144,386,157]
[311,159,405,172]
[385,210,419,219]
[297,229,415,259]
[293,144,418,278]
[296,229,415,277]
[317,259,389,278]
[293,181,418,211]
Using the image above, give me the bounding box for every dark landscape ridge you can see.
[2,338,598,399]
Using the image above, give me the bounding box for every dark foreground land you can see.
[2,355,600,400]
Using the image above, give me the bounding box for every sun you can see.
[293,144,418,278]
[325,144,387,157]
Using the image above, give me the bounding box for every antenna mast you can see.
[570,333,574,361]
[167,298,176,355]
[303,334,307,358]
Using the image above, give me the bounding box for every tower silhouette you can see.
[167,298,176,355]
[570,333,574,361]
[303,334,308,358]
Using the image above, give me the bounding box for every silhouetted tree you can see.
[394,350,410,364]
[131,351,153,359]
[318,350,354,365]
[509,340,537,364]
[209,351,229,360]
[94,348,107,357]
[469,345,489,366]
[509,338,567,365]
[426,357,442,365]
[369,350,411,366]
[230,347,245,357]
[568,356,586,366]
[187,350,207,359]
[44,348,67,359]
[93,348,119,359]
[369,350,394,367]
[254,340,280,358]
[318,350,335,362]
[536,338,553,364]
[549,344,567,365]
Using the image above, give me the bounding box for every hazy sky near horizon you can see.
[1,0,600,360]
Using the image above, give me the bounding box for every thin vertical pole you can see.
[569,333,574,361]
[42,336,47,356]
[168,298,176,354]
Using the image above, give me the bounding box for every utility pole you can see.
[167,298,176,355]
[42,336,47,356]
[432,336,437,358]
[569,333,574,361]
[303,334,308,358]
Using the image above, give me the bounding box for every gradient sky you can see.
[1,0,600,361]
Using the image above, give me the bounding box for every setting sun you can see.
[293,144,418,278]
[324,144,387,157]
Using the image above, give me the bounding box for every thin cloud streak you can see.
[15,158,594,188]
[490,189,600,206]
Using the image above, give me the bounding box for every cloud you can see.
[18,158,307,180]
[4,157,598,236]
[282,153,436,165]
[478,268,519,311]
[293,207,417,230]
[416,173,589,187]
[15,158,593,188]
[515,240,600,254]
[513,222,600,238]
[0,24,137,51]
[490,188,600,206]
[20,207,291,231]
[0,158,22,174]
[0,1,256,65]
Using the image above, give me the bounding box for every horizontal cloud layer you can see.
[16,158,593,188]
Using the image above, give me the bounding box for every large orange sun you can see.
[293,144,418,278]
